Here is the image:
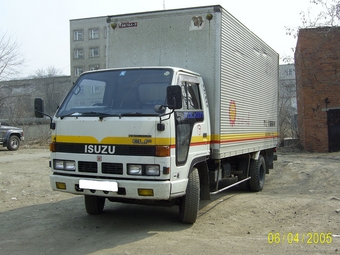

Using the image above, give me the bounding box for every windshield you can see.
[56,68,173,118]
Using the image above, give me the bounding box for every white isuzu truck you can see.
[35,5,278,224]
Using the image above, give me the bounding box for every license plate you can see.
[79,180,118,192]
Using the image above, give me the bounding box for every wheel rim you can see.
[11,139,18,149]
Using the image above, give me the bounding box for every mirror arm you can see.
[35,109,55,130]
[157,108,174,131]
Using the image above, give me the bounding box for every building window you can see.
[89,64,100,71]
[89,28,99,39]
[74,49,84,59]
[91,85,101,94]
[74,30,83,41]
[75,67,84,77]
[90,47,99,58]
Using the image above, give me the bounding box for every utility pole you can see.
[163,0,165,10]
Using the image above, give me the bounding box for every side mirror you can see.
[167,86,182,109]
[34,98,44,118]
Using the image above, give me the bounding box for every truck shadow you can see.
[0,187,243,255]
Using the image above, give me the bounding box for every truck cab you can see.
[36,67,211,223]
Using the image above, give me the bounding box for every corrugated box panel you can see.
[211,8,278,158]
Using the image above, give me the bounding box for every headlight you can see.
[65,161,76,170]
[145,165,160,176]
[127,164,160,176]
[128,164,143,175]
[54,160,75,171]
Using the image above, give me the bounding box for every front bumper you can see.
[50,174,184,200]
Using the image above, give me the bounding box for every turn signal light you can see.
[155,146,170,157]
[138,189,154,196]
[56,182,66,190]
[50,142,56,152]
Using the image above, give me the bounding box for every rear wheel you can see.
[249,155,266,192]
[179,168,200,224]
[84,195,105,215]
[7,135,20,151]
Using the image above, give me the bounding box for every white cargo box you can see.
[106,5,278,159]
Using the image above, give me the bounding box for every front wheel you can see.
[7,135,20,151]
[249,155,266,192]
[84,195,105,215]
[179,167,200,224]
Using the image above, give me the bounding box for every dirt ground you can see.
[0,146,339,255]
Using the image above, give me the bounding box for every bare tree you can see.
[305,0,340,26]
[285,0,340,42]
[0,31,25,115]
[32,66,65,115]
[283,0,340,65]
[278,76,298,145]
[0,32,24,81]
[33,66,62,78]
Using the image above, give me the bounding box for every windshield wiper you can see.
[59,112,82,119]
[118,112,160,118]
[120,112,143,116]
[81,111,120,120]
[59,111,118,120]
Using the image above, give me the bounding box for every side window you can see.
[181,82,202,110]
[175,75,203,165]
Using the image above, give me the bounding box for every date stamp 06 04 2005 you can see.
[267,232,337,244]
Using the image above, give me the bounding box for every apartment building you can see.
[279,64,297,112]
[70,16,108,81]
[278,64,298,144]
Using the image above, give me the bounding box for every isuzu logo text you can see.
[85,145,115,154]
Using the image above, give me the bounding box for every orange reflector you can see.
[155,146,170,157]
[56,182,66,190]
[50,142,56,152]
[163,167,170,175]
[138,189,154,196]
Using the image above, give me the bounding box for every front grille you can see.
[128,146,155,156]
[102,163,123,174]
[78,161,97,173]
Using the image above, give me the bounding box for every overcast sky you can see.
[1,0,314,78]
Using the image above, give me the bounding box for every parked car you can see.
[0,122,24,150]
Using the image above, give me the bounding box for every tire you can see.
[7,135,20,151]
[84,195,105,215]
[179,168,200,224]
[249,155,266,192]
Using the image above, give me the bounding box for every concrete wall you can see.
[0,76,71,120]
